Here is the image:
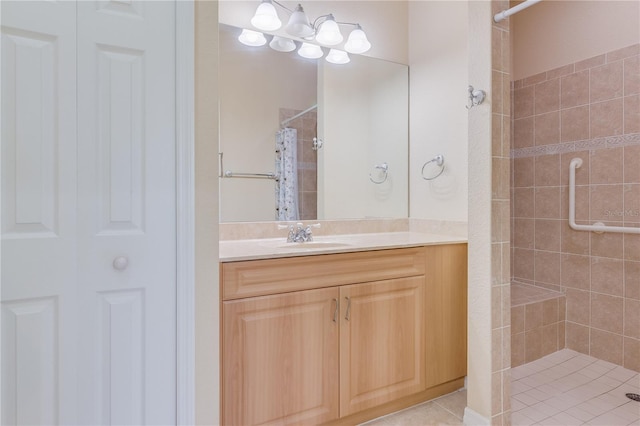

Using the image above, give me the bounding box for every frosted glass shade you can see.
[286,4,314,38]
[326,49,350,64]
[238,29,267,47]
[269,36,296,52]
[315,15,343,46]
[297,43,323,59]
[344,26,371,54]
[250,1,282,31]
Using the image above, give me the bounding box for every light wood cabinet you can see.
[221,244,467,426]
[425,244,468,387]
[223,287,339,426]
[339,276,425,416]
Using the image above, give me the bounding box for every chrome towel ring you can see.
[421,155,445,180]
[369,162,389,184]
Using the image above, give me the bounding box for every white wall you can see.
[218,23,317,222]
[408,1,469,222]
[512,0,640,80]
[318,55,408,219]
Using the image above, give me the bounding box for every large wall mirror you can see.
[219,23,408,222]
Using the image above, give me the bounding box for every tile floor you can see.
[363,348,640,425]
[512,349,640,425]
[361,388,466,425]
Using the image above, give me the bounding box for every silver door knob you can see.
[113,256,129,270]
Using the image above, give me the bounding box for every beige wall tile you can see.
[534,219,561,252]
[590,329,623,365]
[624,298,640,339]
[523,72,547,87]
[514,188,534,218]
[561,70,590,108]
[547,64,575,80]
[590,98,624,137]
[566,322,590,354]
[561,106,590,142]
[624,55,640,96]
[535,250,561,285]
[558,320,566,349]
[566,289,590,326]
[513,116,534,148]
[513,248,535,281]
[534,111,560,146]
[590,61,624,102]
[591,293,624,334]
[625,261,640,300]
[623,95,640,133]
[590,184,624,222]
[623,337,640,372]
[541,323,559,356]
[513,86,534,120]
[513,218,534,249]
[575,54,605,72]
[591,257,624,296]
[624,184,640,223]
[525,302,543,331]
[535,78,560,114]
[524,328,543,363]
[535,154,561,187]
[591,147,624,184]
[591,232,624,260]
[561,254,591,290]
[513,157,534,188]
[606,44,640,62]
[492,70,504,114]
[624,233,640,261]
[512,305,525,334]
[492,328,502,372]
[542,298,560,325]
[535,187,561,219]
[511,332,525,367]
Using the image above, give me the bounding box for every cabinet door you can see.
[425,244,468,388]
[339,276,426,416]
[223,287,339,426]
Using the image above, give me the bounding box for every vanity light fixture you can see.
[297,42,323,59]
[250,0,282,31]
[238,29,267,47]
[269,36,296,52]
[247,0,372,59]
[325,49,350,64]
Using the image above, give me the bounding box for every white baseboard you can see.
[463,407,490,425]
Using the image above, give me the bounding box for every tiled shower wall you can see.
[491,1,512,424]
[511,43,640,372]
[279,108,318,220]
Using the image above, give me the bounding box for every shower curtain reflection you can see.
[275,127,299,221]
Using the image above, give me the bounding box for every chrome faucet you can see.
[279,222,320,243]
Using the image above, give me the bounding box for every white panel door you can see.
[1,2,78,424]
[76,1,177,425]
[1,1,177,425]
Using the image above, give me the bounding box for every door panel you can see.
[1,1,177,424]
[340,276,426,416]
[1,2,77,424]
[223,287,340,426]
[76,1,176,424]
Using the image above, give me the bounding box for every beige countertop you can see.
[219,231,468,262]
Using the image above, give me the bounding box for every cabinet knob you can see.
[113,256,129,270]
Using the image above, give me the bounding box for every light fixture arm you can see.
[270,0,294,13]
[311,14,332,31]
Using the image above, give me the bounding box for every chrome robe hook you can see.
[466,85,486,109]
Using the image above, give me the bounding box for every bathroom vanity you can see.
[220,234,467,425]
